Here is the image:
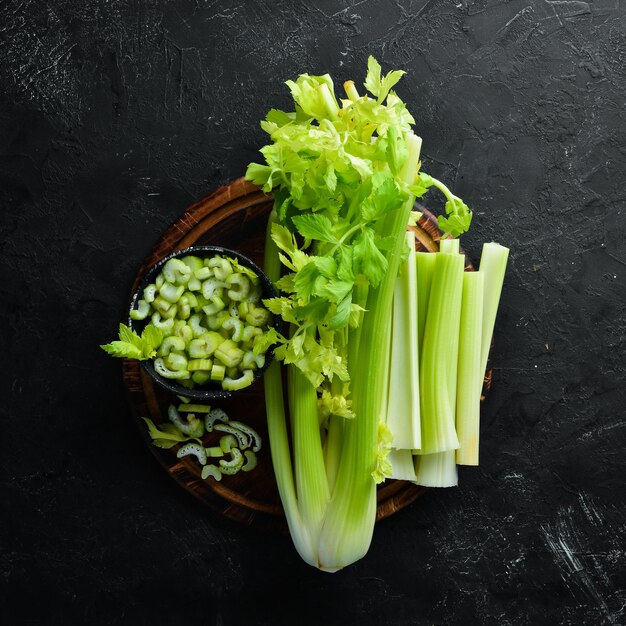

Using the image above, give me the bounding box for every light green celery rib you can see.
[478,242,510,385]
[456,272,484,466]
[318,133,423,571]
[418,251,464,454]
[386,230,421,450]
[416,252,437,354]
[288,362,330,549]
[414,450,458,487]
[263,210,316,566]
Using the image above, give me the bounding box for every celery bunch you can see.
[246,58,474,571]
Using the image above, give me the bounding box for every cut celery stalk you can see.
[478,242,510,384]
[388,449,417,481]
[416,252,437,354]
[414,450,458,487]
[418,251,464,454]
[386,230,421,450]
[456,272,484,465]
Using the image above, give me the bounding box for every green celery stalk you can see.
[456,271,484,465]
[386,230,421,450]
[418,250,464,454]
[416,252,437,354]
[288,361,330,548]
[478,242,510,385]
[263,210,316,566]
[318,133,423,571]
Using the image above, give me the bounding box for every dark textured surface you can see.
[2,1,625,624]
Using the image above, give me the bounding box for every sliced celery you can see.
[455,272,484,466]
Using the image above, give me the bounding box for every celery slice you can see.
[455,272,484,465]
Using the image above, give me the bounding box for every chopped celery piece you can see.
[386,230,421,450]
[210,364,226,381]
[191,371,211,385]
[214,339,244,368]
[187,358,213,372]
[455,272,484,466]
[222,369,254,391]
[159,282,185,303]
[206,446,224,458]
[228,420,262,452]
[158,336,185,357]
[154,358,189,380]
[164,352,188,372]
[219,434,238,453]
[220,448,244,475]
[242,450,258,472]
[201,464,222,481]
[205,408,228,431]
[176,442,207,465]
[130,299,149,320]
[414,450,458,487]
[214,423,249,449]
[418,251,463,454]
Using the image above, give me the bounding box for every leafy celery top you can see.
[246,57,472,399]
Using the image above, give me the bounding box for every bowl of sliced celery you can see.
[127,245,280,400]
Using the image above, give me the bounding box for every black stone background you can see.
[1,1,625,624]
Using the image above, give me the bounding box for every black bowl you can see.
[128,245,279,400]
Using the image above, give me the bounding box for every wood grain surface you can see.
[122,177,490,531]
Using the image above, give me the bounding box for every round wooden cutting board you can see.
[122,177,490,532]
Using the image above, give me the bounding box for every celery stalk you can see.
[455,272,484,465]
[478,243,510,384]
[416,252,437,354]
[318,134,423,571]
[414,450,458,487]
[288,363,330,548]
[263,210,316,566]
[386,230,421,450]
[418,251,464,454]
